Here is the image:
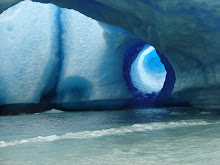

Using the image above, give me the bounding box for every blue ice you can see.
[130,46,166,95]
[0,1,59,104]
[55,8,140,104]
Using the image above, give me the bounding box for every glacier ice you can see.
[0,1,143,110]
[1,0,219,110]
[31,0,220,108]
[0,1,60,104]
[56,8,140,105]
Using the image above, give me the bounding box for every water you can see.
[0,108,220,164]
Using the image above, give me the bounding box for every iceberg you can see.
[0,0,219,111]
[31,0,220,108]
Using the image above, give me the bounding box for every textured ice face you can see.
[0,1,142,108]
[31,0,220,108]
[130,46,166,95]
[0,1,60,104]
[56,8,140,104]
[1,0,220,108]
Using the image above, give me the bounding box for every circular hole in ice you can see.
[130,45,167,96]
[123,41,175,101]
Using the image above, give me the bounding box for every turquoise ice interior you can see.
[130,45,166,95]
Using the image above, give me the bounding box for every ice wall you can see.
[31,0,220,108]
[1,0,219,108]
[0,1,141,109]
[0,1,59,104]
[56,8,140,106]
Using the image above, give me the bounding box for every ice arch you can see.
[1,0,220,109]
[29,0,220,108]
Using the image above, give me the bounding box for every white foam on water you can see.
[0,120,210,148]
[42,109,64,114]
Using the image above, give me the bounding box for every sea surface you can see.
[0,108,220,165]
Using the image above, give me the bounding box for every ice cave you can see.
[0,0,220,114]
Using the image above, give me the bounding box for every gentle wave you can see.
[0,120,210,148]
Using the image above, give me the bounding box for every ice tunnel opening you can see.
[123,42,175,104]
[130,45,166,95]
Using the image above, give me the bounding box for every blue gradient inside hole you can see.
[130,45,166,95]
[143,52,166,74]
[123,42,175,102]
